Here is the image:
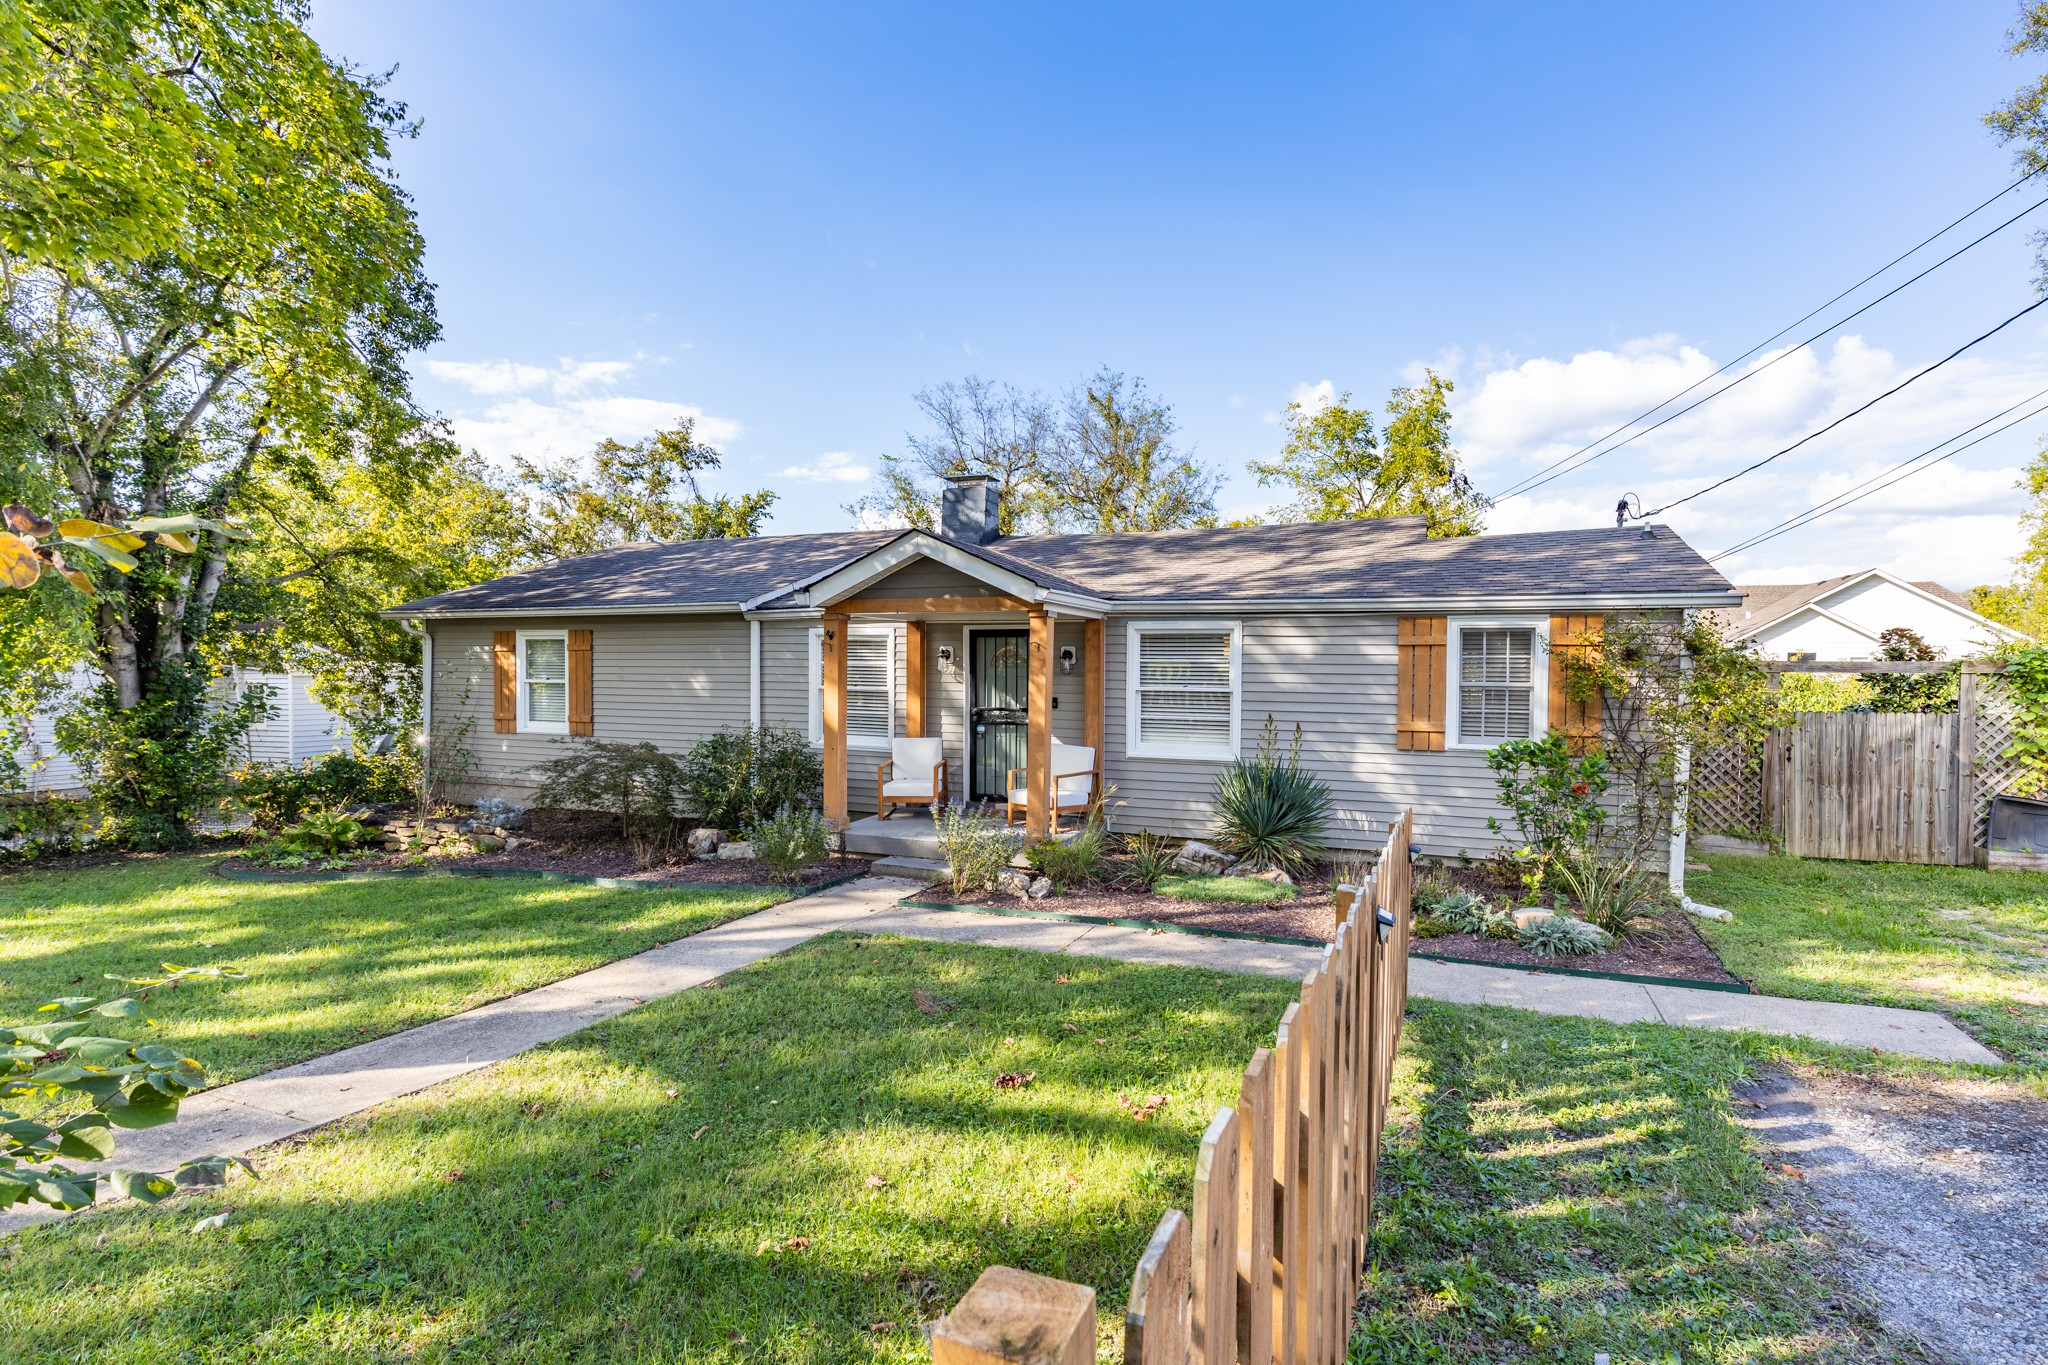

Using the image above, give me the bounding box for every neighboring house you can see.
[386,477,1737,860]
[1714,569,2021,660]
[9,666,349,796]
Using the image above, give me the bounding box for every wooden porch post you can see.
[1027,608,1053,839]
[906,620,927,739]
[1083,616,1104,762]
[823,612,849,830]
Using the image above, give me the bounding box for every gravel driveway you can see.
[1735,1067,2048,1365]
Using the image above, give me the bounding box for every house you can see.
[9,666,349,796]
[383,476,1738,859]
[1714,569,2020,661]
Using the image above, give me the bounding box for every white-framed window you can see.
[1126,620,1241,761]
[1446,617,1548,748]
[517,629,570,734]
[808,624,896,749]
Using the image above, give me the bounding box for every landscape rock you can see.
[687,827,725,859]
[1174,840,1232,875]
[1510,908,1554,931]
[997,868,1033,898]
[715,840,755,861]
[1025,876,1053,900]
[1251,867,1295,887]
[825,831,844,854]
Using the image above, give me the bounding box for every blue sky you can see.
[315,1,2048,588]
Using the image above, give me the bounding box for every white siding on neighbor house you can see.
[1102,611,1542,860]
[1752,577,2005,661]
[429,615,754,800]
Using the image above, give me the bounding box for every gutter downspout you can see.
[1669,613,1731,921]
[749,619,762,730]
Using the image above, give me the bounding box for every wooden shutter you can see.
[568,628,594,736]
[1395,616,1447,752]
[493,631,517,733]
[1548,614,1603,753]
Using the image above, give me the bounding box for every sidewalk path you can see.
[3,877,1998,1235]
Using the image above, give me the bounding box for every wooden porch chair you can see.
[876,736,948,818]
[1006,741,1098,833]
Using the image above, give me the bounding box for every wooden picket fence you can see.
[932,811,1416,1365]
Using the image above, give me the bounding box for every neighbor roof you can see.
[385,517,1736,617]
[1712,570,1986,639]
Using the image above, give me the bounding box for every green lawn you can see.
[0,934,1294,1364]
[1690,855,2048,1069]
[0,854,786,1085]
[1355,1003,1930,1362]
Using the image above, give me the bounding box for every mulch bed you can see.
[1414,907,1745,986]
[925,861,1344,943]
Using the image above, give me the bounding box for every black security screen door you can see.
[970,630,1029,801]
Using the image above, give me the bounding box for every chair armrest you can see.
[1006,767,1025,789]
[877,757,896,780]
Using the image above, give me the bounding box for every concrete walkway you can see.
[3,876,1999,1235]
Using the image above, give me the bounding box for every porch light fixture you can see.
[1058,645,1077,675]
[937,643,956,672]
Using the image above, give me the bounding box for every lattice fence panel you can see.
[1973,675,2026,850]
[1691,742,1766,838]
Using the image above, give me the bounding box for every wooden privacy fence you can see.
[932,811,1416,1365]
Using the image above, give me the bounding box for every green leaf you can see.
[59,535,139,573]
[54,1073,129,1103]
[92,996,143,1018]
[131,1044,186,1067]
[55,1121,114,1160]
[8,1019,92,1047]
[107,1169,178,1203]
[108,1085,179,1129]
[68,1036,140,1063]
[128,514,248,540]
[32,1174,95,1209]
[0,1170,33,1207]
[175,1154,255,1188]
[0,1118,53,1143]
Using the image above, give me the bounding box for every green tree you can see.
[515,421,776,561]
[1038,368,1221,533]
[1971,436,2048,639]
[1987,1,2048,287]
[847,376,1056,532]
[1249,370,1487,535]
[1862,626,1960,713]
[0,0,437,845]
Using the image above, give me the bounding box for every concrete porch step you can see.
[869,855,950,883]
[843,814,948,859]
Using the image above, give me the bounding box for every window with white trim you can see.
[1448,618,1546,747]
[1126,621,1240,760]
[808,625,896,748]
[518,630,569,734]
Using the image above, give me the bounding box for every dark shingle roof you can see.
[388,517,1734,616]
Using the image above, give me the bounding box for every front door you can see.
[969,630,1029,801]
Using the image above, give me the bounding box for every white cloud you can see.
[1431,330,2048,587]
[448,396,743,466]
[426,356,635,398]
[776,451,871,483]
[1263,379,1338,425]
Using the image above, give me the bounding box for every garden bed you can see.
[1413,906,1746,987]
[236,847,856,889]
[932,861,1343,943]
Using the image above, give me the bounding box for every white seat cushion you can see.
[1052,743,1095,801]
[892,737,943,773]
[882,778,936,798]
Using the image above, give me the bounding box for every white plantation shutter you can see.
[1129,624,1239,758]
[845,632,893,744]
[1456,627,1534,743]
[523,635,568,726]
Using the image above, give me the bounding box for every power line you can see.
[1635,292,2048,519]
[1709,386,2048,560]
[1492,168,2048,503]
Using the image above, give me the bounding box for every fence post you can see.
[1956,664,1981,865]
[1236,1049,1274,1365]
[1126,1210,1192,1365]
[1272,1002,1303,1365]
[1191,1106,1241,1365]
[932,1266,1096,1365]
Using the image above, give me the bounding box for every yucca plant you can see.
[1122,830,1177,888]
[1210,717,1334,878]
[1551,849,1665,940]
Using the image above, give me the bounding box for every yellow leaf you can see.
[0,532,42,588]
[55,519,146,553]
[154,532,197,554]
[57,567,95,597]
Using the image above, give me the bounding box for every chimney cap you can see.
[943,471,995,485]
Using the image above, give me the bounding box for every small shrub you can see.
[932,804,1023,896]
[681,725,822,832]
[1515,913,1611,958]
[1211,717,1334,877]
[1122,830,1176,888]
[246,811,373,867]
[231,750,414,830]
[1028,821,1108,889]
[1552,852,1666,939]
[1152,873,1298,905]
[0,795,102,860]
[1411,915,1456,940]
[1484,732,1609,883]
[1429,888,1499,936]
[744,803,830,883]
[533,740,687,866]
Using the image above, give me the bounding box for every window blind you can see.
[1457,627,1533,743]
[845,633,892,743]
[524,636,568,725]
[1135,630,1234,751]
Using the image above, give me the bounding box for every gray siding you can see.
[915,620,1087,802]
[860,559,999,599]
[428,615,752,801]
[756,617,908,816]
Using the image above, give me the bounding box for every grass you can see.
[1691,854,2048,1069]
[1355,1002,1933,1362]
[1152,872,1299,904]
[0,933,1294,1364]
[0,853,787,1084]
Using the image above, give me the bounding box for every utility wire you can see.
[1635,292,2048,519]
[1709,394,2048,561]
[1709,385,2048,560]
[1494,189,2048,501]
